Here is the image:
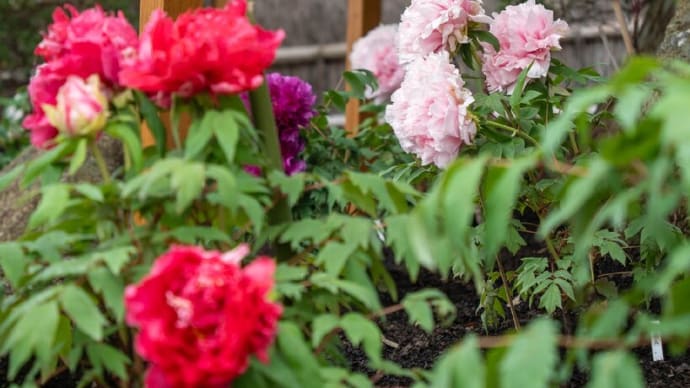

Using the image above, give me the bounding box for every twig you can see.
[496,256,521,331]
[611,0,635,55]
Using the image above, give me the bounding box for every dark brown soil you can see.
[343,258,690,387]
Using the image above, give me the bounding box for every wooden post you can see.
[345,0,381,136]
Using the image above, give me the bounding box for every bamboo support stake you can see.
[344,0,381,136]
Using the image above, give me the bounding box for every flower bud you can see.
[43,75,109,137]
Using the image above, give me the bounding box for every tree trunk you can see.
[658,0,690,59]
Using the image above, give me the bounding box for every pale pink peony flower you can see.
[350,24,404,102]
[397,0,490,65]
[385,52,476,168]
[42,75,109,137]
[481,0,569,93]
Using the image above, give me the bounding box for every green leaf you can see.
[540,159,610,235]
[442,156,487,251]
[22,142,71,185]
[0,163,24,192]
[402,294,434,333]
[88,267,125,322]
[0,242,26,288]
[539,283,562,314]
[2,302,59,379]
[93,246,135,275]
[276,322,324,388]
[214,111,240,163]
[67,138,88,175]
[483,156,535,267]
[28,183,70,229]
[509,65,532,112]
[311,314,340,348]
[185,114,214,159]
[135,91,166,157]
[500,319,557,388]
[587,351,644,388]
[316,241,357,276]
[107,122,143,172]
[74,183,104,202]
[614,86,651,132]
[340,313,382,364]
[59,285,107,341]
[171,162,206,213]
[85,343,130,380]
[268,171,305,207]
[429,336,484,388]
[474,30,499,51]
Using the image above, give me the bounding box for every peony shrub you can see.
[2,1,690,388]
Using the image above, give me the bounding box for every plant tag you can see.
[651,320,664,362]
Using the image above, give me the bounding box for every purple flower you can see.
[243,73,316,175]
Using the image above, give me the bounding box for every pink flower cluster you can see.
[125,245,282,388]
[397,0,490,65]
[23,5,138,148]
[385,52,476,168]
[349,25,404,102]
[120,0,284,105]
[481,0,569,93]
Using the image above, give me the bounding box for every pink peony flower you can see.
[35,5,138,85]
[124,244,282,388]
[481,0,569,92]
[350,24,405,102]
[120,0,284,101]
[23,5,137,148]
[42,75,109,137]
[384,52,476,168]
[397,0,490,65]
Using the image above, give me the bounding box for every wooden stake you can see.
[345,0,381,136]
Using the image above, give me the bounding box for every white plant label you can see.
[651,320,664,362]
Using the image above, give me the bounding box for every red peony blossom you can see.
[124,245,282,388]
[120,0,284,101]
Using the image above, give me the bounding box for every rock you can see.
[658,0,690,60]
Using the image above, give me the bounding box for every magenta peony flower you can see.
[120,0,284,101]
[397,0,490,65]
[23,5,138,148]
[481,0,569,93]
[350,24,404,102]
[124,244,282,388]
[385,52,476,168]
[42,75,109,137]
[243,73,315,175]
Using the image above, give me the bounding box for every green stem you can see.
[170,95,182,150]
[90,141,111,184]
[483,119,540,148]
[249,79,293,261]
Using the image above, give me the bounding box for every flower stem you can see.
[249,79,293,261]
[170,95,182,150]
[90,140,111,184]
[483,119,540,147]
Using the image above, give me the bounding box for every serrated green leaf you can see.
[28,183,70,229]
[442,156,487,253]
[92,246,135,275]
[87,267,125,322]
[73,183,104,202]
[500,319,557,388]
[539,283,562,314]
[268,171,305,207]
[68,138,88,175]
[317,241,357,275]
[171,162,205,213]
[59,285,106,341]
[483,156,535,267]
[3,302,59,379]
[0,242,26,288]
[340,313,382,364]
[277,322,324,388]
[214,111,240,163]
[587,351,644,388]
[185,113,214,159]
[402,296,434,333]
[429,336,484,388]
[107,122,143,171]
[85,343,130,380]
[311,314,340,348]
